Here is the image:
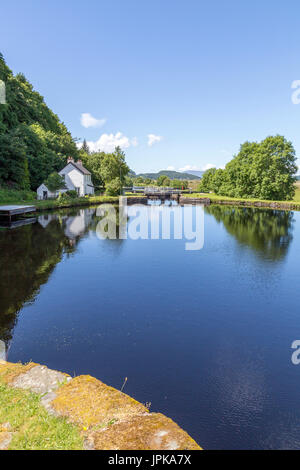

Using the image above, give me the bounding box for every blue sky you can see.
[1,0,300,173]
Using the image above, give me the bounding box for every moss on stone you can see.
[52,375,149,428]
[0,362,37,385]
[1,363,203,450]
[90,413,202,450]
[0,431,13,450]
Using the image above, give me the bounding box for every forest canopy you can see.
[198,136,298,201]
[0,53,78,190]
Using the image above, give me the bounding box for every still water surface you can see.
[1,203,300,449]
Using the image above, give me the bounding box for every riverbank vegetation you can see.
[0,188,119,210]
[183,187,300,211]
[0,54,131,197]
[0,381,83,450]
[0,54,78,191]
[198,136,297,201]
[1,54,298,205]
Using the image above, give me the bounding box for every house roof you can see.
[69,161,91,175]
[37,183,49,191]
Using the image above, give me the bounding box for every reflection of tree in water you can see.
[94,205,127,250]
[205,205,294,261]
[0,217,77,344]
[0,206,127,345]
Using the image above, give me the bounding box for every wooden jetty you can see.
[0,205,36,223]
[0,217,37,229]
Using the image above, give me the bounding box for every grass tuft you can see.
[0,382,83,450]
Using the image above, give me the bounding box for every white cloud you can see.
[80,113,106,129]
[179,164,217,173]
[202,163,217,171]
[78,132,138,153]
[166,166,176,171]
[179,165,201,172]
[148,134,163,147]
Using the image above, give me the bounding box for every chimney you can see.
[67,156,74,163]
[77,159,83,165]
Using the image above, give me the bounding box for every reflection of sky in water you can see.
[1,205,300,449]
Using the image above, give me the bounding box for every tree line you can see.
[79,143,129,195]
[0,53,78,192]
[198,136,297,201]
[132,174,189,189]
[0,54,132,197]
[0,54,298,201]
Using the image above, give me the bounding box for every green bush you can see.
[65,190,77,198]
[57,192,71,203]
[0,188,37,203]
[105,177,122,196]
[198,136,297,201]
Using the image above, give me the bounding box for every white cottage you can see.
[37,157,94,200]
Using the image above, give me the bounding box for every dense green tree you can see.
[80,151,104,188]
[0,127,28,188]
[100,146,129,193]
[198,136,297,200]
[81,139,90,154]
[198,168,217,192]
[134,176,145,184]
[45,172,66,194]
[157,175,169,186]
[105,177,123,196]
[0,54,78,190]
[171,179,188,189]
[124,175,133,187]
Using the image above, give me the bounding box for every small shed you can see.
[37,183,56,200]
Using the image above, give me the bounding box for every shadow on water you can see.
[205,205,294,261]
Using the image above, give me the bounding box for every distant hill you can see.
[137,170,200,180]
[182,170,204,178]
[296,175,300,181]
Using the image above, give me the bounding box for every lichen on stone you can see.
[0,363,203,450]
[51,375,149,428]
[0,431,13,450]
[0,362,37,385]
[90,413,202,450]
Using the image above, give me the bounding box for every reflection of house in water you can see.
[1,209,97,348]
[38,214,53,229]
[38,209,95,241]
[63,209,95,240]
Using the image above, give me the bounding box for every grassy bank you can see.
[0,189,125,212]
[1,185,300,212]
[182,190,300,211]
[0,361,201,451]
[34,195,120,211]
[0,381,83,450]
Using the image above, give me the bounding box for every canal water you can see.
[0,203,300,449]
